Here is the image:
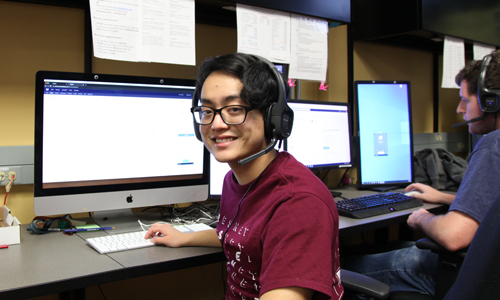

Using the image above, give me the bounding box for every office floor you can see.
[27,262,227,300]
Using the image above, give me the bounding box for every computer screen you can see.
[355,81,414,191]
[34,71,209,231]
[209,155,231,200]
[272,63,289,79]
[285,100,352,170]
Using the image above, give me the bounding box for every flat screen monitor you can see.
[354,81,414,191]
[285,100,352,170]
[34,71,209,232]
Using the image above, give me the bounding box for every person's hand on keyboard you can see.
[405,183,456,205]
[144,223,188,248]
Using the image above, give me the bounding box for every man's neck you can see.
[229,149,278,185]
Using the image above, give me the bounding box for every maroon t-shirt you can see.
[216,152,343,300]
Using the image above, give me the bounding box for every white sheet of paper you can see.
[473,42,496,61]
[236,4,290,63]
[442,36,465,89]
[90,0,195,65]
[289,14,328,82]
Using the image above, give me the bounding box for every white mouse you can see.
[405,190,422,197]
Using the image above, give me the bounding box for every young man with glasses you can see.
[145,53,343,300]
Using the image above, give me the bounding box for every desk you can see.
[0,188,448,300]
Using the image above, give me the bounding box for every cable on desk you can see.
[153,201,220,227]
[28,215,74,234]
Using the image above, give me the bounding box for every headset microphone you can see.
[238,139,277,165]
[452,114,488,128]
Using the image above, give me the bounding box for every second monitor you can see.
[286,100,352,171]
[209,100,353,199]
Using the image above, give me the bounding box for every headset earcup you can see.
[264,103,276,140]
[478,54,500,113]
[264,101,293,141]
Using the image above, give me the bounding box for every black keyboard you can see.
[336,192,423,219]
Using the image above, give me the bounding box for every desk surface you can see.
[0,187,450,300]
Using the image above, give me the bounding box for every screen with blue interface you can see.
[355,81,414,190]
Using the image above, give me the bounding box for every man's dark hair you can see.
[194,53,289,116]
[455,49,500,95]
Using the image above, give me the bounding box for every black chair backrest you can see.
[443,195,500,300]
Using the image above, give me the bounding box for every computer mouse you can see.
[405,190,422,197]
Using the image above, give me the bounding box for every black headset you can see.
[191,54,293,142]
[477,54,500,113]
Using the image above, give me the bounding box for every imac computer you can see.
[34,71,209,232]
[285,100,353,171]
[354,81,414,191]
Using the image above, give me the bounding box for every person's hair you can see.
[194,53,289,116]
[455,49,500,95]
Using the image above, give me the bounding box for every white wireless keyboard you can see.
[86,223,213,254]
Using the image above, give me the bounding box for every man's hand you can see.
[407,208,479,252]
[405,183,455,205]
[407,208,432,231]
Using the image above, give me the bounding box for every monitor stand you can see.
[93,209,143,234]
[369,186,398,192]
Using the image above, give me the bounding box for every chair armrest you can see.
[416,237,467,259]
[341,269,390,299]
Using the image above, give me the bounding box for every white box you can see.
[0,205,21,245]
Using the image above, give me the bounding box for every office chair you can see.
[341,269,390,299]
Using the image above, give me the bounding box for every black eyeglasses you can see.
[191,105,257,125]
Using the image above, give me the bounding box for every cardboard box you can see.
[0,205,21,245]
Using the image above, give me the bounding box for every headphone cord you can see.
[220,151,279,254]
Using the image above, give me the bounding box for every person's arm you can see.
[405,183,455,205]
[144,223,221,248]
[407,209,479,251]
[260,287,314,300]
